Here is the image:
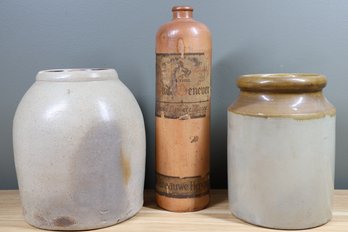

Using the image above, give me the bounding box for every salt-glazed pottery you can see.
[155,6,211,212]
[13,69,146,230]
[228,73,336,229]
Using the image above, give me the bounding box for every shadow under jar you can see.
[227,73,336,229]
[13,69,146,230]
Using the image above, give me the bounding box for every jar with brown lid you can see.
[155,6,211,212]
[228,73,336,229]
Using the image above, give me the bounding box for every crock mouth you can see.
[237,73,327,93]
[36,68,118,82]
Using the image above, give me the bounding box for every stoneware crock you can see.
[228,73,336,229]
[13,68,146,230]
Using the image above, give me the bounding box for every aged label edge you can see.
[156,52,205,56]
[156,52,210,119]
[155,172,210,199]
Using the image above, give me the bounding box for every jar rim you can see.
[36,68,118,82]
[237,73,327,93]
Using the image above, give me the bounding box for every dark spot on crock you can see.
[190,136,199,143]
[53,216,76,227]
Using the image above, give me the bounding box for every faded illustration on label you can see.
[156,53,210,119]
[156,172,210,198]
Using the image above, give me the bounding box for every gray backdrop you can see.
[1,0,347,189]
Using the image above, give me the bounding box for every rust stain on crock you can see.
[53,216,76,227]
[121,150,131,185]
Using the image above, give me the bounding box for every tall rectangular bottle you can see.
[155,6,212,212]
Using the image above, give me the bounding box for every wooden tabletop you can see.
[0,190,347,231]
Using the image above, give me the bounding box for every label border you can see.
[155,172,210,199]
[156,52,210,119]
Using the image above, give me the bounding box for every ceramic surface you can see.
[13,69,146,230]
[155,6,212,212]
[228,73,336,229]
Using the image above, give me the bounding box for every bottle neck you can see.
[172,10,193,19]
[172,6,193,19]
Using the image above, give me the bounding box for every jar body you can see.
[155,6,211,212]
[13,69,146,230]
[227,74,336,229]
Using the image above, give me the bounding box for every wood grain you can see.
[0,190,347,231]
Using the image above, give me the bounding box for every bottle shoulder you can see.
[156,19,211,53]
[156,19,210,39]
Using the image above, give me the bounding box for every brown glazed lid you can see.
[237,73,327,93]
[230,73,336,119]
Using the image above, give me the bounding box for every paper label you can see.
[156,53,210,119]
[156,172,210,198]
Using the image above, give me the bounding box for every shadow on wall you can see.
[210,49,246,189]
[119,63,156,190]
[210,44,282,188]
[137,97,155,190]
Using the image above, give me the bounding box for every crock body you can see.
[13,69,146,230]
[227,74,336,229]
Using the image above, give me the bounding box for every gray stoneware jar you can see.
[13,69,146,230]
[228,73,336,229]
